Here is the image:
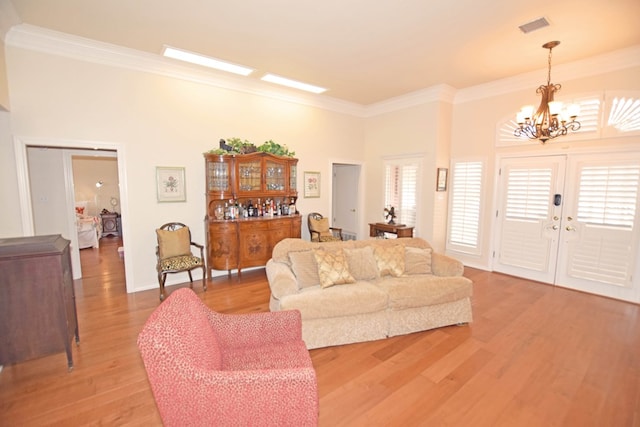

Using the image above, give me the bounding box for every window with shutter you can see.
[447,160,483,254]
[384,159,420,227]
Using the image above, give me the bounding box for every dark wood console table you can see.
[369,222,414,238]
[0,235,79,370]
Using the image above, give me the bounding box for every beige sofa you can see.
[265,237,473,349]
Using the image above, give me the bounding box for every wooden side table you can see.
[369,222,414,238]
[101,213,120,237]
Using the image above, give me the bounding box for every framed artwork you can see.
[303,171,321,198]
[436,167,448,192]
[156,166,186,202]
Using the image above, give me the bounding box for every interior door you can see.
[332,164,360,239]
[493,155,566,283]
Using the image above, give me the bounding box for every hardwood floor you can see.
[1,237,639,426]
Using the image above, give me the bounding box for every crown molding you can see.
[5,24,367,117]
[5,23,640,116]
[363,84,457,117]
[455,44,640,104]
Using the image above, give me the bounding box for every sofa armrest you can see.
[266,259,299,299]
[431,252,465,277]
[207,309,303,347]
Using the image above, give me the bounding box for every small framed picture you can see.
[156,166,186,202]
[303,171,321,198]
[436,167,448,192]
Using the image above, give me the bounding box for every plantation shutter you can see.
[567,163,640,286]
[448,161,483,254]
[384,160,419,227]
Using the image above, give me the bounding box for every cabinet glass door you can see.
[238,159,262,192]
[207,159,231,193]
[289,164,297,193]
[265,159,286,191]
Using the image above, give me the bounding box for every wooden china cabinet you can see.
[204,152,301,276]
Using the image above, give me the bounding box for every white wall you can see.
[73,155,119,217]
[0,110,22,236]
[4,44,366,292]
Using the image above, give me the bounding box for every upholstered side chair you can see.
[137,288,319,426]
[307,212,343,242]
[155,222,206,301]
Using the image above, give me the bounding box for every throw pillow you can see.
[313,248,356,288]
[288,250,321,289]
[156,227,191,259]
[404,247,433,275]
[344,246,378,280]
[374,244,405,277]
[310,217,335,239]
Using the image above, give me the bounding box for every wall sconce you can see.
[95,181,104,188]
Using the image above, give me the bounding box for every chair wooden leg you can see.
[158,272,167,301]
[201,266,207,291]
[188,271,194,289]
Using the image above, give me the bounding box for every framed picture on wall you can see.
[156,166,186,202]
[436,167,448,192]
[303,171,321,198]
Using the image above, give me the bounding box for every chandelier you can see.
[514,41,581,144]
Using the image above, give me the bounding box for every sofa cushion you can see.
[313,248,356,288]
[378,275,473,310]
[373,244,405,277]
[344,246,378,280]
[404,247,432,275]
[279,282,388,319]
[289,250,320,289]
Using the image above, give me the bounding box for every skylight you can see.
[162,46,253,76]
[261,74,327,94]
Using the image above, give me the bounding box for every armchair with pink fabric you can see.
[137,288,319,427]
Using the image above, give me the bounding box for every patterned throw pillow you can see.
[404,247,433,275]
[313,248,356,288]
[156,227,191,259]
[374,244,405,277]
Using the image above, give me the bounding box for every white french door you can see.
[494,152,640,302]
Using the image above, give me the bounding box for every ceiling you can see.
[6,0,640,105]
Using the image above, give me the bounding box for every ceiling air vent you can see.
[518,17,550,34]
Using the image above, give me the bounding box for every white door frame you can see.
[14,136,134,293]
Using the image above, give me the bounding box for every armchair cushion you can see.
[159,255,203,272]
[309,217,331,235]
[156,226,191,259]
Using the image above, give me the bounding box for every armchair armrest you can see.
[329,226,343,239]
[190,241,205,257]
[206,308,303,348]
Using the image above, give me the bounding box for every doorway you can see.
[15,136,132,292]
[332,163,361,240]
[493,151,640,302]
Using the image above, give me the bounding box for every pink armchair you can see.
[137,288,318,426]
